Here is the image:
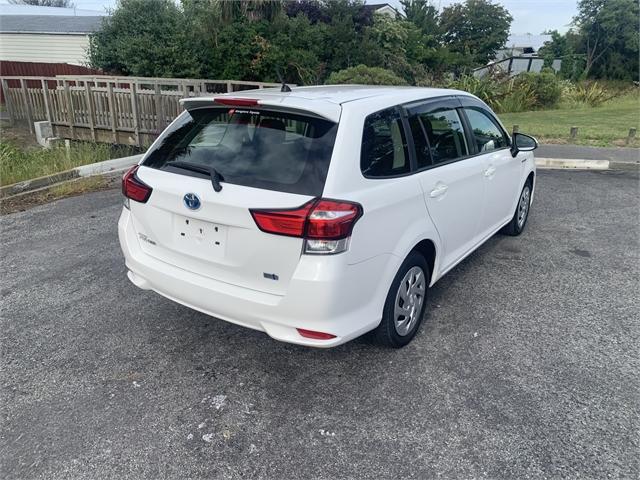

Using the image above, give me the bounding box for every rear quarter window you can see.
[143,107,337,196]
[360,108,410,178]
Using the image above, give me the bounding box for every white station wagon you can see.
[118,86,537,348]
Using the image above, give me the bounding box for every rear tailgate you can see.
[127,102,339,296]
[131,167,310,296]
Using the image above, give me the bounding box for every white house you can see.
[0,14,103,65]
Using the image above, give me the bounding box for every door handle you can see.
[429,184,448,198]
[484,166,497,177]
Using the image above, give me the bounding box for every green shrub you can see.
[571,82,615,107]
[325,65,409,86]
[494,80,537,113]
[447,75,502,108]
[513,71,562,108]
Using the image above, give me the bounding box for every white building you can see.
[0,14,103,65]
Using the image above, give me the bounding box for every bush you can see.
[449,71,563,113]
[569,82,616,107]
[325,65,409,86]
[513,71,562,108]
[447,74,502,106]
[494,80,537,113]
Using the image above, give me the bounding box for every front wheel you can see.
[374,252,429,348]
[501,181,532,236]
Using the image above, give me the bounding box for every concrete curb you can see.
[535,158,610,170]
[0,154,142,198]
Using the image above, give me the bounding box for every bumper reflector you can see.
[296,328,336,340]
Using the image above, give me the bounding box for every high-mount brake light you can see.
[122,165,152,205]
[250,199,362,254]
[213,98,260,107]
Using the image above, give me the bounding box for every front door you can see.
[461,106,521,236]
[410,103,486,273]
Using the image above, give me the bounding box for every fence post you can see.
[20,79,34,133]
[41,79,52,124]
[130,82,141,148]
[63,80,75,139]
[107,82,118,143]
[84,81,96,142]
[1,79,15,126]
[226,81,232,93]
[570,126,578,139]
[154,84,164,131]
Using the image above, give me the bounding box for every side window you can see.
[408,116,431,169]
[419,108,468,165]
[361,108,410,177]
[464,107,508,152]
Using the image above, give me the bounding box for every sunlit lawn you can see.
[499,93,640,147]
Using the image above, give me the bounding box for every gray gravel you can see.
[1,169,639,479]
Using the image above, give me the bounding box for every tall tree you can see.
[574,0,639,80]
[439,0,512,68]
[400,0,438,39]
[88,0,190,77]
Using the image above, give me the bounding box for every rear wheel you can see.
[501,181,532,236]
[374,252,429,348]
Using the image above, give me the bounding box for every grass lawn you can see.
[0,125,138,186]
[499,93,640,147]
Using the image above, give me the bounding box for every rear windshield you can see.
[143,107,337,196]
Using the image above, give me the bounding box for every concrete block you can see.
[34,121,54,148]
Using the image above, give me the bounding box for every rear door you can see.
[131,105,338,296]
[408,98,486,273]
[460,102,520,235]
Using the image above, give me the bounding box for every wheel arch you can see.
[411,239,437,284]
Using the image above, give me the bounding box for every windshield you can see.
[143,107,338,196]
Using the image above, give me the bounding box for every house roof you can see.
[0,15,103,34]
[361,3,401,16]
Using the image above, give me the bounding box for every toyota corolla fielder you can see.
[118,85,537,348]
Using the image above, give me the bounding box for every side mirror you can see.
[511,132,538,157]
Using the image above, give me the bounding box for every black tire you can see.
[501,180,533,236]
[374,251,430,348]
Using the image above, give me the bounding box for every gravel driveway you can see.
[1,169,638,479]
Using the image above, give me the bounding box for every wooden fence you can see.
[1,75,282,147]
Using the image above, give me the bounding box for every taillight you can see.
[250,198,362,255]
[122,165,152,207]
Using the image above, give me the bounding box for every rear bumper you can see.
[118,208,392,347]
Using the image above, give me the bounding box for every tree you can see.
[538,30,585,80]
[325,65,408,85]
[88,0,190,77]
[439,0,512,68]
[574,0,639,80]
[400,0,438,40]
[9,0,74,6]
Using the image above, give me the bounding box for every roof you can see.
[0,3,106,17]
[505,34,552,50]
[361,3,401,17]
[0,15,103,34]
[181,85,473,123]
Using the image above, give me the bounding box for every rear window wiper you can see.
[166,161,224,192]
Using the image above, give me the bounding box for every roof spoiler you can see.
[180,96,341,123]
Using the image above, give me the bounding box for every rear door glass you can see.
[419,108,468,165]
[143,107,338,196]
